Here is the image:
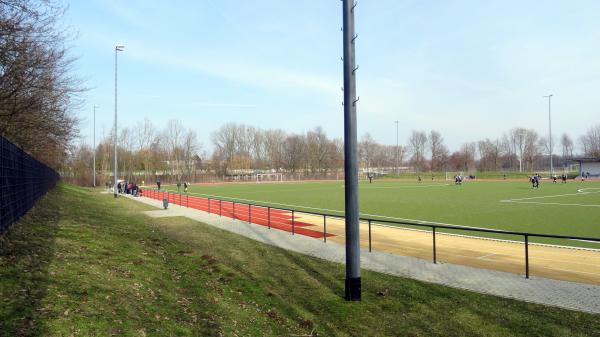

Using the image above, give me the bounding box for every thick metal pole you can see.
[93,105,96,187]
[113,48,118,197]
[432,227,437,264]
[525,234,530,279]
[343,0,361,301]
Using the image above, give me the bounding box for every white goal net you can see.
[255,173,284,183]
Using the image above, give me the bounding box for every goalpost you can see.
[445,171,464,181]
[255,173,284,183]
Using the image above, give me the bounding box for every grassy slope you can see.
[1,183,599,336]
[172,180,600,247]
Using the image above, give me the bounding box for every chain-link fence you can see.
[0,135,59,233]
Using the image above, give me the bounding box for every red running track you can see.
[139,189,334,239]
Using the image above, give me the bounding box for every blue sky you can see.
[69,0,600,152]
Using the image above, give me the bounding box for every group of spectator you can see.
[117,181,140,196]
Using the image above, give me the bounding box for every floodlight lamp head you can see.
[115,45,125,51]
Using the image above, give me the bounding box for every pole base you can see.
[345,277,361,301]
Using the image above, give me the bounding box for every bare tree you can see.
[560,133,574,160]
[0,0,83,168]
[477,138,502,171]
[306,126,332,173]
[359,133,377,171]
[263,129,286,171]
[508,128,529,172]
[428,130,448,172]
[211,123,238,175]
[165,120,184,180]
[134,118,156,183]
[579,124,600,157]
[460,142,477,171]
[283,134,306,173]
[408,130,428,172]
[182,129,200,181]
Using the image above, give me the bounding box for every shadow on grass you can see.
[0,190,61,337]
[237,223,345,297]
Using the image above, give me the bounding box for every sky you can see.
[67,0,600,153]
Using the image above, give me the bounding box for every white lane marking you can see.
[501,200,600,207]
[578,187,600,193]
[501,190,600,202]
[361,184,450,189]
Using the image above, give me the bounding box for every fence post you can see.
[219,200,222,217]
[323,215,327,242]
[249,204,252,224]
[432,226,437,264]
[233,202,236,220]
[525,234,530,279]
[208,198,211,213]
[268,207,271,229]
[292,210,295,235]
[368,219,372,252]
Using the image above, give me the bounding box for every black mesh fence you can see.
[0,134,60,233]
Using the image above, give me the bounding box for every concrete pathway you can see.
[128,195,600,314]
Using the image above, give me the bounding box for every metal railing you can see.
[140,188,600,279]
[0,135,59,233]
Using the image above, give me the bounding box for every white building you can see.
[571,158,600,177]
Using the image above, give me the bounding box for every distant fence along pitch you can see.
[0,135,60,232]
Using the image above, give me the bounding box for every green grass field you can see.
[163,179,600,248]
[2,184,599,336]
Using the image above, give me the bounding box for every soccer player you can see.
[552,175,557,184]
[562,174,567,184]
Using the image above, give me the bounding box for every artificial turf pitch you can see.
[160,179,600,248]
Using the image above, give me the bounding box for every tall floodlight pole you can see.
[342,0,360,301]
[93,104,99,187]
[114,45,124,198]
[395,120,399,176]
[544,94,553,175]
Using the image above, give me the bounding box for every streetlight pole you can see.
[544,94,553,175]
[114,45,124,198]
[342,0,360,301]
[395,120,399,176]
[93,104,99,187]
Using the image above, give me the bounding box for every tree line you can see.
[68,118,600,185]
[0,0,81,168]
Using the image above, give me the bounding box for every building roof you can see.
[568,157,600,163]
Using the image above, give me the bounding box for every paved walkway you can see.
[127,195,600,314]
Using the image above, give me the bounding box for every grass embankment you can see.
[1,184,598,336]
